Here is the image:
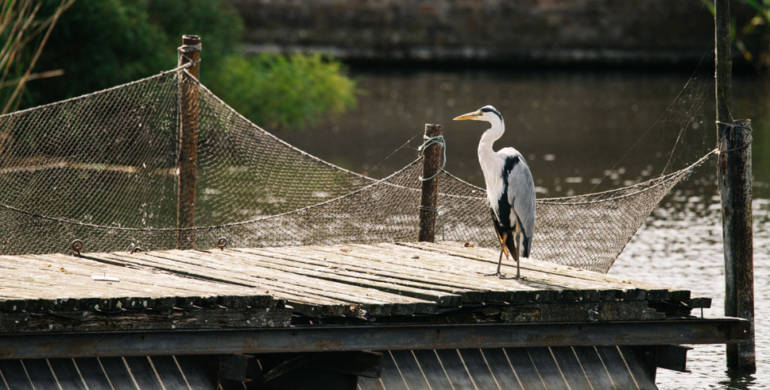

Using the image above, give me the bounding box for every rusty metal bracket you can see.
[70,239,83,257]
[217,237,229,250]
[128,243,143,254]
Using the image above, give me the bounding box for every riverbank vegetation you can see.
[702,0,770,68]
[1,0,356,128]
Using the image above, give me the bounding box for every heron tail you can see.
[522,235,532,258]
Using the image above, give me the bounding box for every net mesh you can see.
[0,67,714,273]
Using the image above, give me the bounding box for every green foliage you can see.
[701,0,770,68]
[26,0,242,105]
[210,53,356,129]
[19,0,355,128]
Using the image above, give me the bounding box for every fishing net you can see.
[0,65,715,273]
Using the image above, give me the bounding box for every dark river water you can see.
[278,66,769,389]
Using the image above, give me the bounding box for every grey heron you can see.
[453,105,535,278]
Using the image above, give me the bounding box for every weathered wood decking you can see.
[1,241,707,334]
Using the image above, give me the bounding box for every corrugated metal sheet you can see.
[0,355,213,389]
[359,346,657,390]
[0,346,656,389]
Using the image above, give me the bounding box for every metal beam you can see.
[0,319,749,359]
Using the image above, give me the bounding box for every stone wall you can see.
[229,0,742,65]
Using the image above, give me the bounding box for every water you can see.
[280,67,769,389]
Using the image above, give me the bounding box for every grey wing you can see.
[507,158,536,240]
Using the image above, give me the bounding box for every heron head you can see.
[452,105,503,123]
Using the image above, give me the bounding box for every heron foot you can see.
[483,271,521,280]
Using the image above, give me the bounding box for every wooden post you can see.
[418,124,442,242]
[715,0,756,374]
[718,120,756,374]
[176,35,201,249]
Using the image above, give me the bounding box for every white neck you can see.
[477,119,505,159]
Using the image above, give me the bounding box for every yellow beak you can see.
[452,111,482,121]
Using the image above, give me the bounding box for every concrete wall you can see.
[229,0,733,66]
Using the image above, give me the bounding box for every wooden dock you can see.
[0,241,748,389]
[1,241,708,332]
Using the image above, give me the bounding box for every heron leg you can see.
[495,245,504,276]
[486,231,508,277]
[513,225,521,279]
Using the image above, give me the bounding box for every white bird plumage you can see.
[453,105,535,278]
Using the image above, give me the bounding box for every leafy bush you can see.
[19,1,356,128]
[210,53,356,129]
[27,0,241,104]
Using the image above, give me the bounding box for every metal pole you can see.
[177,35,201,249]
[715,0,756,374]
[418,124,442,242]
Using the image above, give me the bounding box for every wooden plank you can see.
[124,250,417,307]
[99,251,273,295]
[47,358,87,390]
[99,251,373,312]
[434,349,476,389]
[0,360,32,390]
[458,348,502,390]
[405,241,670,290]
[324,243,551,305]
[394,242,683,308]
[527,347,570,390]
[396,242,638,292]
[344,243,545,291]
[388,350,430,389]
[378,351,408,390]
[259,245,482,292]
[272,244,519,294]
[0,241,699,329]
[0,255,157,299]
[410,350,454,390]
[18,252,215,297]
[170,250,432,317]
[215,249,442,308]
[123,356,163,390]
[240,247,469,306]
[3,252,258,299]
[549,347,593,390]
[503,348,546,390]
[72,358,115,390]
[478,348,523,390]
[382,245,625,300]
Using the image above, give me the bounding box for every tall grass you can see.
[0,0,73,115]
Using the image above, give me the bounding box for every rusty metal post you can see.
[418,124,442,242]
[176,35,201,249]
[715,0,755,374]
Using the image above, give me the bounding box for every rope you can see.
[0,159,425,233]
[0,62,193,121]
[717,121,753,154]
[417,134,446,182]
